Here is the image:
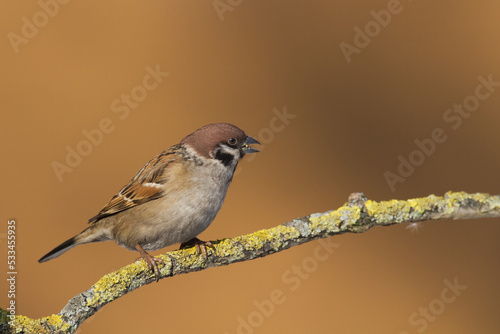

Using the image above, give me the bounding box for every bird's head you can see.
[181,123,260,167]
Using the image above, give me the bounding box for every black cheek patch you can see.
[214,150,235,166]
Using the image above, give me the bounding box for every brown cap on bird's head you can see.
[181,123,259,159]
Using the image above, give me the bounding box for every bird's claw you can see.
[135,244,164,282]
[147,256,164,282]
[180,238,214,259]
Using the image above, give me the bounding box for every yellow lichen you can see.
[10,314,70,333]
[87,261,147,307]
[214,238,244,258]
[366,199,414,224]
[173,246,209,268]
[442,191,500,217]
[407,195,437,216]
[43,314,70,332]
[238,225,299,252]
[485,194,500,209]
[309,205,361,233]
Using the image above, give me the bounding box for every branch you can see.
[2,191,499,333]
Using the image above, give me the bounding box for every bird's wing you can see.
[88,147,178,223]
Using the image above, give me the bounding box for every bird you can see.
[39,123,260,281]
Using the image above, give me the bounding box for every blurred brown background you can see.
[1,0,499,333]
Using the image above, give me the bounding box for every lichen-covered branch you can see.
[2,191,499,333]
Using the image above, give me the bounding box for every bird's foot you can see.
[134,244,164,282]
[180,238,214,259]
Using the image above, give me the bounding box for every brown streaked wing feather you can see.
[88,148,178,223]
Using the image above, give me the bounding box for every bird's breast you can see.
[115,159,235,251]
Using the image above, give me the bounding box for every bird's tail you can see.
[38,223,110,263]
[38,236,78,263]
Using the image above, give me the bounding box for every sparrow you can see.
[39,123,259,281]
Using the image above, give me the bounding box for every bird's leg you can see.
[134,244,164,282]
[179,238,214,259]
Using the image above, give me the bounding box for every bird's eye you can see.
[227,137,237,146]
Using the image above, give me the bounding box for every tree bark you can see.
[2,191,499,333]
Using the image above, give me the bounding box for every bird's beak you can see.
[241,136,260,154]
